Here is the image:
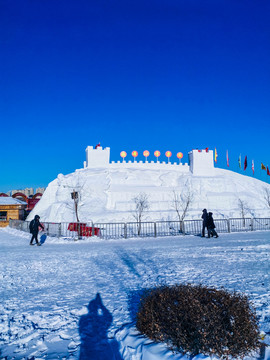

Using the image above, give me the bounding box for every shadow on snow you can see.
[79,293,122,360]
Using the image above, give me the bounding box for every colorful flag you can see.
[238,154,241,169]
[226,150,229,167]
[267,167,270,176]
[261,163,266,170]
[252,160,254,175]
[244,156,247,171]
[214,148,218,163]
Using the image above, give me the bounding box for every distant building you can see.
[8,187,46,197]
[36,187,46,194]
[11,188,34,197]
[0,197,27,227]
[0,187,46,218]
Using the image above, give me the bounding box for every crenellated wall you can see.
[84,145,215,176]
[110,160,189,171]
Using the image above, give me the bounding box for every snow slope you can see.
[28,166,270,223]
[0,227,269,359]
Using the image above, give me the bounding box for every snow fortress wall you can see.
[84,146,215,176]
[84,146,110,168]
[189,149,215,176]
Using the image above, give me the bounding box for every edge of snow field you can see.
[1,226,169,245]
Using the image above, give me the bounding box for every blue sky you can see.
[1,0,269,192]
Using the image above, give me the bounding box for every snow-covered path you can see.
[0,228,269,359]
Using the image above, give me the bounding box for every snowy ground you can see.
[0,227,270,360]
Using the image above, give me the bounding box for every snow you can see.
[0,227,269,359]
[0,197,27,205]
[28,166,270,223]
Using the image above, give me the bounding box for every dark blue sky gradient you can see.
[1,0,269,191]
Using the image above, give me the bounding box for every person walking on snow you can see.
[201,209,208,237]
[29,215,44,246]
[206,212,219,238]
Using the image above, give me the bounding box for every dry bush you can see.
[136,284,260,359]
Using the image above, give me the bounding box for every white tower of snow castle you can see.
[188,149,215,176]
[84,146,110,168]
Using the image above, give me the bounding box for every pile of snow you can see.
[0,227,269,359]
[28,166,270,223]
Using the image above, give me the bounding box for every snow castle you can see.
[29,144,270,223]
[83,145,215,176]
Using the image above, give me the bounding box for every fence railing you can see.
[8,217,270,240]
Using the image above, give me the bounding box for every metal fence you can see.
[9,217,270,240]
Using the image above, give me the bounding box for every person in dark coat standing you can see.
[201,209,208,237]
[29,215,44,245]
[207,212,219,238]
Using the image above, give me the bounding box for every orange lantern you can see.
[120,151,127,161]
[165,151,172,163]
[177,152,183,163]
[177,152,183,159]
[132,151,138,160]
[143,150,150,161]
[154,150,160,161]
[154,150,160,157]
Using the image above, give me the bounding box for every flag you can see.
[244,156,247,171]
[267,167,270,176]
[238,154,241,169]
[214,148,218,163]
[252,160,254,175]
[261,163,266,170]
[226,150,229,167]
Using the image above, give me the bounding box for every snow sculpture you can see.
[188,149,215,176]
[84,146,110,168]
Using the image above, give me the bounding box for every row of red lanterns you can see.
[120,150,184,161]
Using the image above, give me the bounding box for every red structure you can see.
[12,192,28,202]
[11,192,43,215]
[68,223,100,237]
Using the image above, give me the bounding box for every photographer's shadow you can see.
[79,293,122,360]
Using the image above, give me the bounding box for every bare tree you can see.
[71,190,80,222]
[171,184,194,233]
[132,192,150,235]
[263,187,270,209]
[238,198,249,226]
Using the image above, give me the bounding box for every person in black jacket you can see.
[201,209,208,237]
[207,212,219,238]
[29,215,44,246]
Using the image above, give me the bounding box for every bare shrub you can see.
[136,284,260,359]
[238,198,250,226]
[171,183,194,232]
[132,192,150,235]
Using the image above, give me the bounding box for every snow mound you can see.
[28,166,270,223]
